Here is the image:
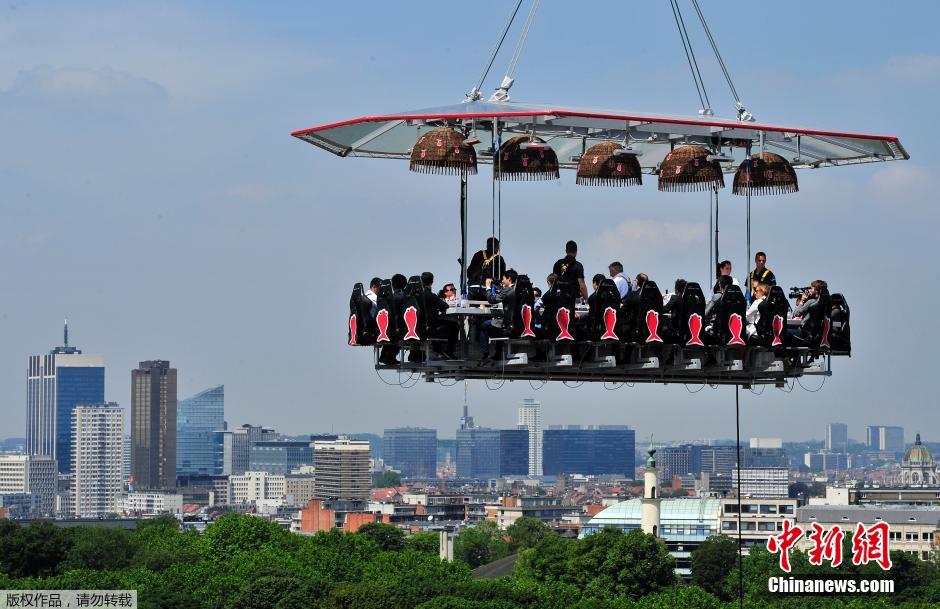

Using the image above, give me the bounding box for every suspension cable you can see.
[690,0,752,120]
[735,385,744,609]
[466,0,524,101]
[506,0,539,79]
[669,0,711,113]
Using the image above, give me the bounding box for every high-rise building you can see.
[517,399,543,476]
[0,454,57,516]
[131,360,177,490]
[176,385,224,477]
[804,451,851,472]
[26,323,105,474]
[866,426,904,454]
[745,438,787,468]
[383,428,437,478]
[72,403,124,518]
[250,440,314,475]
[542,425,635,476]
[313,436,371,502]
[826,423,848,452]
[456,428,528,479]
[660,444,703,481]
[732,467,789,498]
[217,424,277,476]
[699,446,738,476]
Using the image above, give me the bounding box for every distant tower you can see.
[459,381,475,430]
[641,441,661,537]
[131,360,177,490]
[517,398,543,476]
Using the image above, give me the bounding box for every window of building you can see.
[779,505,794,514]
[758,522,777,531]
[741,522,756,531]
[759,504,777,514]
[722,521,737,530]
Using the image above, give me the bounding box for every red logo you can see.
[556,308,574,341]
[348,314,357,346]
[520,305,536,338]
[767,520,804,573]
[645,310,663,343]
[592,156,599,165]
[435,138,443,147]
[420,149,427,159]
[728,313,745,345]
[852,522,892,571]
[772,314,784,347]
[600,307,619,340]
[376,309,390,343]
[808,523,844,568]
[820,318,831,349]
[686,313,704,346]
[403,306,420,341]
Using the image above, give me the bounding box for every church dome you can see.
[903,434,933,466]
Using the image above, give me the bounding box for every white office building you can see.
[117,492,183,516]
[72,404,124,518]
[0,454,57,516]
[732,467,789,498]
[517,398,543,476]
[228,471,286,505]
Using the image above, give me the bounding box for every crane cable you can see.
[690,0,751,120]
[506,0,540,80]
[669,0,711,113]
[466,0,524,101]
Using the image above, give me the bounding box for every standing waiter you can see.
[748,251,776,301]
[552,240,589,302]
[466,237,506,301]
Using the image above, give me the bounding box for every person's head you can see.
[810,279,828,295]
[546,273,557,288]
[718,274,733,291]
[755,283,770,299]
[636,273,648,288]
[421,271,434,288]
[675,279,687,295]
[719,260,732,276]
[442,283,456,297]
[755,251,767,269]
[565,240,578,256]
[533,287,542,298]
[391,274,407,290]
[486,237,499,254]
[609,261,623,276]
[369,277,381,293]
[592,273,605,290]
[502,268,518,286]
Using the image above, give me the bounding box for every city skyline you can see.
[2,1,939,441]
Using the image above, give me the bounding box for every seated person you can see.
[466,237,506,300]
[609,261,631,299]
[746,283,769,337]
[439,283,459,307]
[532,286,543,307]
[663,278,687,315]
[704,275,733,335]
[422,272,458,359]
[788,280,828,340]
[367,277,381,317]
[479,269,518,361]
[748,251,776,301]
[582,274,606,319]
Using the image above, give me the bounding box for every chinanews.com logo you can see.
[765,520,894,595]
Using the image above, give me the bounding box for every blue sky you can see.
[2,1,938,443]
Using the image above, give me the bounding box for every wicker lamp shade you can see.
[409,128,478,175]
[732,152,798,196]
[657,145,725,192]
[575,141,642,187]
[494,135,560,181]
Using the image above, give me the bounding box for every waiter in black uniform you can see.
[552,240,589,302]
[466,237,506,301]
[748,251,776,301]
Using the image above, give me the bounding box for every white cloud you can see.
[869,163,934,207]
[593,219,707,259]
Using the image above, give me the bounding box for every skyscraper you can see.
[176,385,224,476]
[517,399,543,476]
[826,423,848,452]
[26,322,105,474]
[313,436,371,502]
[455,428,528,479]
[72,403,124,518]
[217,424,277,476]
[131,360,177,490]
[383,428,437,478]
[542,425,635,476]
[866,426,904,454]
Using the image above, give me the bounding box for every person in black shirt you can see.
[466,237,506,301]
[748,251,776,301]
[552,240,588,301]
[421,272,457,359]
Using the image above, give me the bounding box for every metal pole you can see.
[745,142,752,299]
[735,385,744,609]
[460,172,468,296]
[714,185,720,283]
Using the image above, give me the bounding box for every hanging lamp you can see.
[732,152,798,196]
[409,127,478,175]
[494,134,559,181]
[575,141,642,187]
[657,145,724,192]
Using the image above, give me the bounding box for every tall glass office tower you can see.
[26,323,105,474]
[131,360,177,490]
[176,385,224,476]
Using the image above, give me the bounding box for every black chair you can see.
[542,280,576,342]
[718,285,747,348]
[348,283,377,346]
[675,282,706,348]
[590,278,623,341]
[374,279,397,344]
[767,286,790,349]
[830,292,851,354]
[511,274,536,338]
[400,275,426,344]
[634,280,665,344]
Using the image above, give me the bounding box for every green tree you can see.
[454,521,511,569]
[231,572,331,609]
[406,531,440,554]
[356,522,405,551]
[0,521,73,578]
[506,518,552,552]
[690,535,738,599]
[200,513,296,561]
[374,471,402,488]
[62,526,137,572]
